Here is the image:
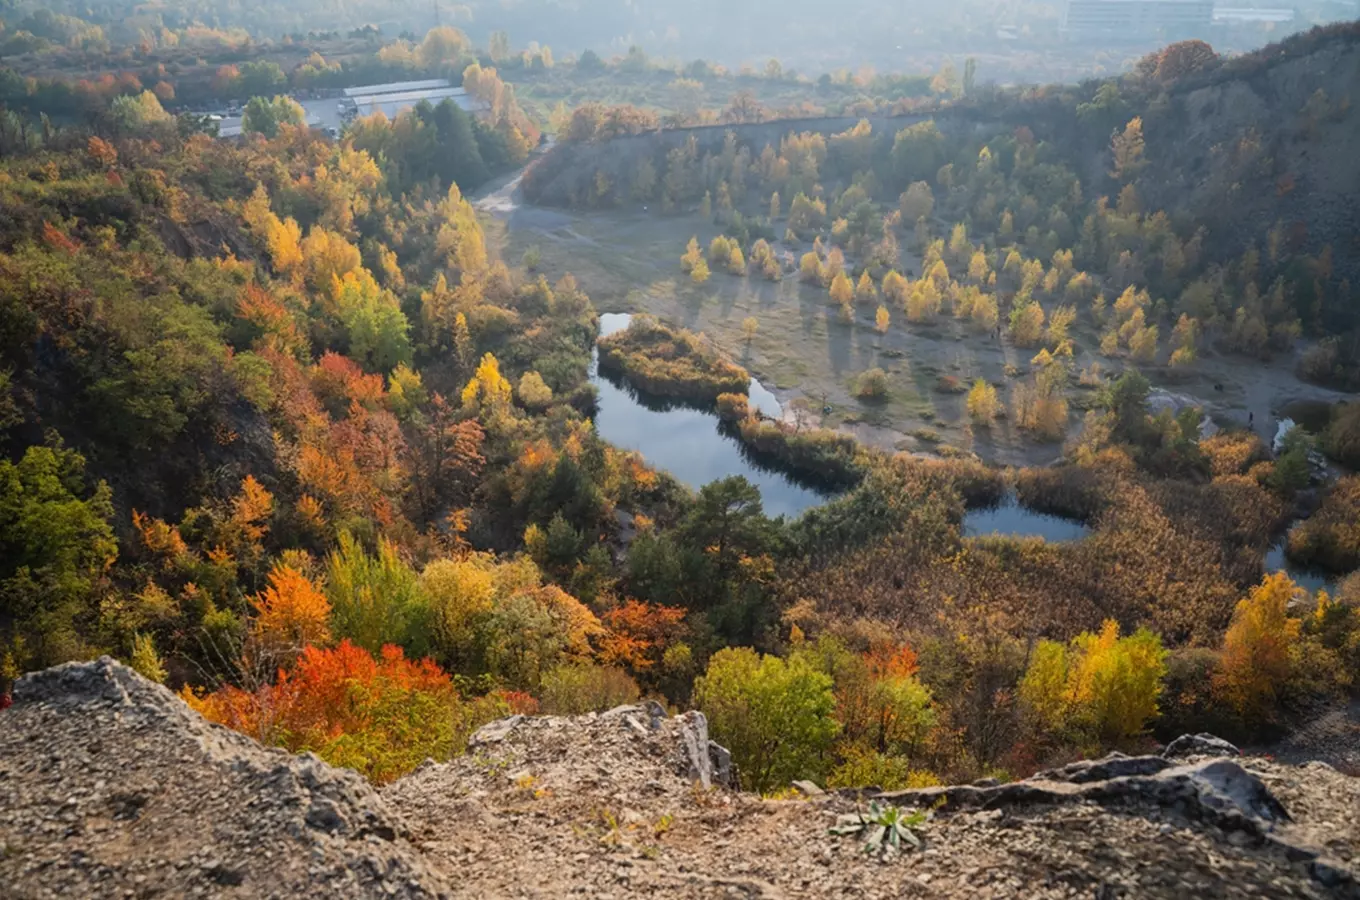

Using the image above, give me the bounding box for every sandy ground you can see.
[473,172,1355,467]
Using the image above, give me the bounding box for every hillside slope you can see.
[3,659,1359,898]
[523,25,1360,288]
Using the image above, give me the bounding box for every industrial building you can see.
[339,81,479,122]
[1062,0,1214,38]
[342,80,451,98]
[216,78,484,139]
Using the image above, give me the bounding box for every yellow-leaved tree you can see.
[461,353,514,414]
[966,379,999,423]
[1110,117,1147,182]
[1019,620,1167,744]
[1214,573,1302,723]
[829,271,855,306]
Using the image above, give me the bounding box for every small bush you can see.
[935,375,965,394]
[854,368,890,400]
[538,663,641,714]
[1323,403,1360,469]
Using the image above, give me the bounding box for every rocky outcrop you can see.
[1163,732,1243,760]
[4,660,1359,898]
[0,658,451,899]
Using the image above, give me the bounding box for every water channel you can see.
[590,313,829,519]
[591,313,1344,591]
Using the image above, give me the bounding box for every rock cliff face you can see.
[3,659,1359,899]
[1137,30,1360,279]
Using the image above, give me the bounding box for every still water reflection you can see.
[962,495,1091,543]
[591,313,829,519]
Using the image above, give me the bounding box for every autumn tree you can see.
[727,245,746,276]
[251,564,332,654]
[857,271,876,302]
[795,636,935,758]
[185,640,466,783]
[680,236,702,273]
[967,379,999,423]
[694,647,838,792]
[1215,573,1302,723]
[829,271,854,306]
[881,270,908,305]
[799,252,821,283]
[598,599,688,684]
[1020,620,1167,744]
[404,395,485,524]
[1110,117,1147,182]
[1008,299,1045,348]
[461,353,514,415]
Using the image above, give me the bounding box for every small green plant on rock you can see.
[828,801,927,857]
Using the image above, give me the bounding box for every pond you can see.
[591,313,831,519]
[962,495,1091,543]
[960,495,1341,595]
[1265,542,1338,595]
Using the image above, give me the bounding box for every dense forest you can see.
[0,20,1358,795]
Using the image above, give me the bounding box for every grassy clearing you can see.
[484,204,1346,468]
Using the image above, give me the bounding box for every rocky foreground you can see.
[1,659,1358,899]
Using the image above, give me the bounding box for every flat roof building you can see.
[347,87,480,119]
[342,79,451,98]
[1063,0,1213,37]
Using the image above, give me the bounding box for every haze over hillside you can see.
[0,4,1359,897]
[2,0,1356,75]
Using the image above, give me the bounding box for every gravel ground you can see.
[3,659,1357,899]
[0,658,451,899]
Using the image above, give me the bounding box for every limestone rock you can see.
[1163,732,1242,760]
[0,658,449,899]
[5,661,1359,899]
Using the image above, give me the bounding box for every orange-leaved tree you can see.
[184,640,465,783]
[598,599,688,678]
[251,563,332,654]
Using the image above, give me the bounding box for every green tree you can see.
[0,445,117,669]
[242,95,306,139]
[325,532,430,656]
[237,60,287,98]
[694,647,838,792]
[334,270,413,372]
[891,120,946,186]
[109,91,172,134]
